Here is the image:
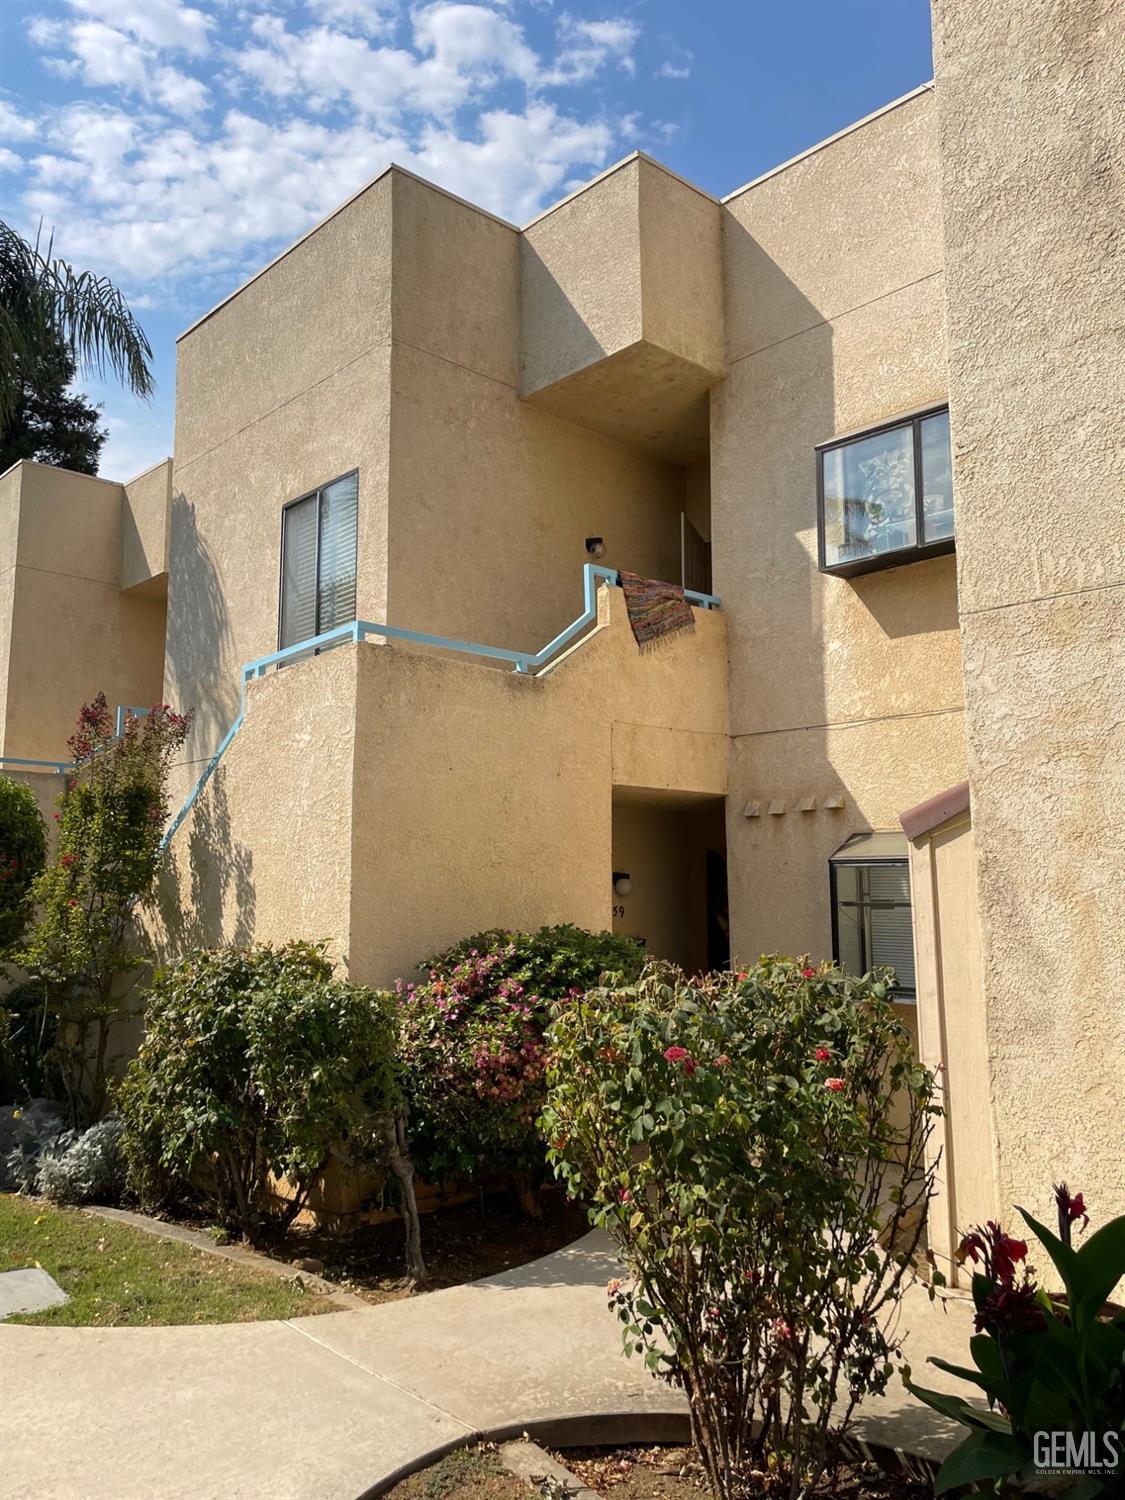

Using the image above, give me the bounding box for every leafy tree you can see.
[0,221,152,432]
[0,329,106,475]
[0,774,47,951]
[17,694,191,1122]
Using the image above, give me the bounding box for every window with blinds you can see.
[279,472,359,651]
[829,832,916,999]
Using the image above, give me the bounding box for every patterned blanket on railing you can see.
[619,570,695,652]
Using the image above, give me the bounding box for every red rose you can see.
[663,1045,697,1076]
[814,1047,831,1062]
[824,1077,845,1093]
[802,966,816,979]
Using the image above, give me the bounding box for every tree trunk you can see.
[383,1111,426,1284]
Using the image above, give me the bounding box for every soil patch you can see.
[553,1446,934,1499]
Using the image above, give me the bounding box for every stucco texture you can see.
[153,585,727,988]
[711,88,967,968]
[0,462,166,762]
[934,0,1125,1221]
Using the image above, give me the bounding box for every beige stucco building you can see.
[2,0,1121,1253]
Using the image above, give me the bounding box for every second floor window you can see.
[279,471,359,650]
[817,404,953,576]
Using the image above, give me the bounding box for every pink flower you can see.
[619,1187,632,1203]
[663,1045,697,1076]
[802,966,816,979]
[814,1047,831,1063]
[824,1077,845,1093]
[713,1054,731,1069]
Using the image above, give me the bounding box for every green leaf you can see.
[1073,1214,1125,1320]
[1017,1206,1081,1300]
[907,1382,1013,1434]
[932,1429,1028,1495]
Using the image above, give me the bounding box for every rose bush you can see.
[543,958,940,1500]
[397,925,643,1197]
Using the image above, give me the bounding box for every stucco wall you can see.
[0,462,166,762]
[934,0,1125,1222]
[155,585,726,987]
[712,87,968,971]
[121,459,172,594]
[168,174,394,770]
[385,170,690,653]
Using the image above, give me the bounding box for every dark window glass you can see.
[279,473,359,650]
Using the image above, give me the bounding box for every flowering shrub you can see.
[0,774,46,952]
[16,695,191,1121]
[544,958,940,1500]
[116,941,424,1275]
[398,926,643,1193]
[910,1185,1125,1495]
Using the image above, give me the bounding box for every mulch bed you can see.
[162,1188,592,1303]
[553,1446,934,1499]
[291,1189,592,1300]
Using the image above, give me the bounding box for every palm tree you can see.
[0,221,153,433]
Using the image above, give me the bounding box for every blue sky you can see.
[0,0,934,478]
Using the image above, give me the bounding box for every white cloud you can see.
[542,14,640,84]
[66,0,214,56]
[12,0,650,288]
[656,57,692,80]
[27,10,211,117]
[0,100,39,142]
[306,0,398,36]
[408,101,613,221]
[0,147,23,172]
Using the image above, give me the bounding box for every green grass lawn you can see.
[0,1194,335,1327]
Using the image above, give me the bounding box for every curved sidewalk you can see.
[0,1230,973,1500]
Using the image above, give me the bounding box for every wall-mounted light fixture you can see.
[612,871,632,897]
[585,536,606,559]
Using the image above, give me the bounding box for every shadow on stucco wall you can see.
[716,216,838,967]
[166,490,238,764]
[150,767,255,963]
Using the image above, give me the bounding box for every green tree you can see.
[17,694,190,1122]
[0,329,106,475]
[0,773,47,952]
[0,221,152,433]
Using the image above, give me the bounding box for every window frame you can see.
[829,845,916,1002]
[276,468,359,651]
[816,402,954,578]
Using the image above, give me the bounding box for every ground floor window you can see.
[829,832,915,999]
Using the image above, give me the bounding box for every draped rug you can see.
[618,570,696,652]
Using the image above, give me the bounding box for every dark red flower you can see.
[1054,1182,1089,1245]
[663,1045,697,1076]
[975,1282,1045,1338]
[814,1046,831,1062]
[957,1222,1029,1287]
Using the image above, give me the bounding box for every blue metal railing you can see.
[143,565,719,849]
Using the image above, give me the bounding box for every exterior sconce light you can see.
[585,536,606,559]
[612,871,632,897]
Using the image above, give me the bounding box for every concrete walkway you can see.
[0,1231,977,1500]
